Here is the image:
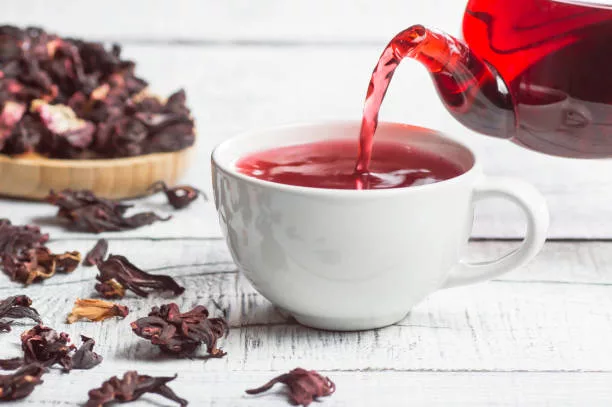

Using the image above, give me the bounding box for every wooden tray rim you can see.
[0,146,195,169]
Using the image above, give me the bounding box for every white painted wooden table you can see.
[2,1,612,405]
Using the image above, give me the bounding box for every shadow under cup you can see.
[211,122,480,331]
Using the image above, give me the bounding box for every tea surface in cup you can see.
[236,139,463,190]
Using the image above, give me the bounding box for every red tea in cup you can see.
[236,139,463,190]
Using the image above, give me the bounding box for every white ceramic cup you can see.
[211,121,549,331]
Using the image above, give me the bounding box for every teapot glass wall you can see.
[404,0,612,158]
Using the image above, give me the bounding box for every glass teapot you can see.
[400,0,612,158]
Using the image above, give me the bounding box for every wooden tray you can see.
[0,147,194,200]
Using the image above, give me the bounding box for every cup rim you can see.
[211,120,480,197]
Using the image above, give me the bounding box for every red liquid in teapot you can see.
[236,139,463,190]
[357,0,612,168]
[465,0,612,157]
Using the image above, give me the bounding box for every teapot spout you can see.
[395,25,516,139]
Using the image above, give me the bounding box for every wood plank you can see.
[0,239,610,289]
[2,44,611,238]
[12,370,612,406]
[1,241,612,374]
[2,0,465,43]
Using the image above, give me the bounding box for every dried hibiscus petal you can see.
[71,335,103,370]
[21,325,76,371]
[86,371,188,407]
[246,368,336,407]
[0,219,81,285]
[0,295,41,332]
[0,364,46,401]
[148,181,206,210]
[95,255,184,299]
[20,325,102,372]
[0,357,23,370]
[130,303,227,358]
[66,298,128,323]
[46,189,169,233]
[84,239,108,266]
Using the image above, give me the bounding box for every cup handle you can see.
[442,176,549,289]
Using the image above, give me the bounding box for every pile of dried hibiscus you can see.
[0,25,195,159]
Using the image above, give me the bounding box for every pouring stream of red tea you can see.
[355,24,506,174]
[355,27,428,174]
[238,25,507,190]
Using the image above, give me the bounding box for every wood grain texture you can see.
[0,44,610,238]
[0,148,193,200]
[0,240,610,372]
[0,239,609,405]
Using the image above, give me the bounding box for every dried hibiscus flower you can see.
[84,239,108,266]
[46,189,169,233]
[0,295,41,332]
[246,368,336,407]
[72,335,103,370]
[0,219,81,285]
[21,325,75,370]
[130,303,227,358]
[0,364,46,401]
[95,255,184,298]
[67,298,129,323]
[86,371,188,407]
[148,181,206,210]
[20,325,102,371]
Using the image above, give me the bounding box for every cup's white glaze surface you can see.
[211,122,549,331]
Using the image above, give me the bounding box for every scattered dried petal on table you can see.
[84,239,108,266]
[21,325,76,371]
[71,335,103,370]
[85,370,188,407]
[0,357,24,370]
[95,255,184,298]
[0,364,46,401]
[0,219,81,285]
[0,295,41,332]
[246,368,336,407]
[67,298,128,323]
[46,189,170,233]
[148,181,206,210]
[131,303,227,358]
[8,325,103,372]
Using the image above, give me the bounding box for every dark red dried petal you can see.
[86,371,187,407]
[45,189,168,233]
[0,357,23,370]
[21,325,76,371]
[71,335,103,370]
[246,368,336,407]
[0,219,80,285]
[131,303,227,358]
[0,364,46,401]
[95,255,184,298]
[148,181,205,210]
[84,239,108,266]
[0,295,41,331]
